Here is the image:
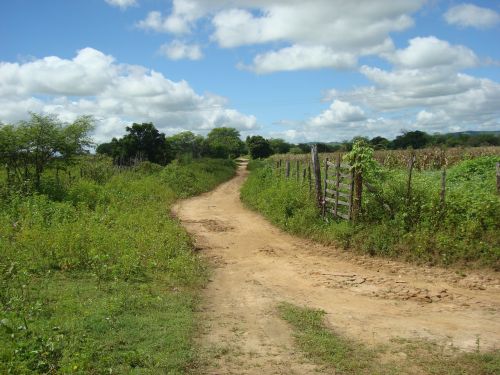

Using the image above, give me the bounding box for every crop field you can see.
[269,146,500,170]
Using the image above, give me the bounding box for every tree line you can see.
[96,123,246,165]
[1,114,499,183]
[245,130,500,159]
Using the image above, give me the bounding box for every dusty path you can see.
[173,162,500,374]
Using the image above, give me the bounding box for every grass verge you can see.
[241,157,500,269]
[0,158,235,374]
[279,302,500,375]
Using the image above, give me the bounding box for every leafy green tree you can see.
[392,130,430,149]
[0,113,94,189]
[121,123,170,164]
[96,142,114,156]
[205,127,244,159]
[369,136,390,150]
[96,123,172,165]
[297,143,311,153]
[289,146,304,154]
[166,131,204,159]
[269,138,291,154]
[246,136,273,159]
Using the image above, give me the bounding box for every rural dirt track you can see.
[173,161,500,374]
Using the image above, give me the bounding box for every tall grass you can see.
[0,157,235,373]
[241,157,500,269]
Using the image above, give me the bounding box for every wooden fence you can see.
[270,149,500,223]
[322,157,354,220]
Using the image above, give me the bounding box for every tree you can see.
[369,136,390,150]
[166,131,204,159]
[392,130,430,149]
[246,136,273,159]
[121,123,170,164]
[289,146,304,154]
[0,113,94,189]
[269,138,291,154]
[96,123,172,165]
[205,127,244,159]
[96,142,114,156]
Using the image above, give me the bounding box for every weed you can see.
[280,303,500,375]
[0,157,236,373]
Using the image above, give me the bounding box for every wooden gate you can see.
[322,156,354,220]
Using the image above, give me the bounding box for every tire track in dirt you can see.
[173,162,500,374]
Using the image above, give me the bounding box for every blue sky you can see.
[1,0,499,143]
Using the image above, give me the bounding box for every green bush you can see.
[0,158,236,373]
[66,179,107,209]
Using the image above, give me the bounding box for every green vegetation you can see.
[96,122,172,166]
[279,303,500,375]
[0,113,94,189]
[0,157,235,373]
[241,154,500,269]
[278,303,381,374]
[243,131,500,159]
[245,135,273,159]
[98,125,245,164]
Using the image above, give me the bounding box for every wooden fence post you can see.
[296,160,300,182]
[352,156,363,220]
[322,158,329,218]
[311,145,322,208]
[302,167,306,184]
[278,159,282,177]
[334,154,341,218]
[285,160,290,178]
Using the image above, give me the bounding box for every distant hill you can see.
[447,130,500,136]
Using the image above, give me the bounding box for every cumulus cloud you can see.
[136,0,206,34]
[105,0,137,10]
[309,100,365,127]
[137,0,425,72]
[272,34,500,142]
[385,36,478,69]
[0,48,258,143]
[444,4,500,29]
[136,11,191,34]
[242,45,356,74]
[159,40,203,60]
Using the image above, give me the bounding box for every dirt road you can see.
[173,161,500,374]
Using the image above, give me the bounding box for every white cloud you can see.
[270,34,500,142]
[309,100,366,127]
[136,0,206,34]
[210,1,419,49]
[243,45,356,74]
[105,0,137,10]
[136,11,191,34]
[137,0,425,72]
[159,40,203,60]
[0,48,116,96]
[385,36,478,69]
[0,48,258,143]
[444,4,500,29]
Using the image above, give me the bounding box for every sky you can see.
[1,0,499,143]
